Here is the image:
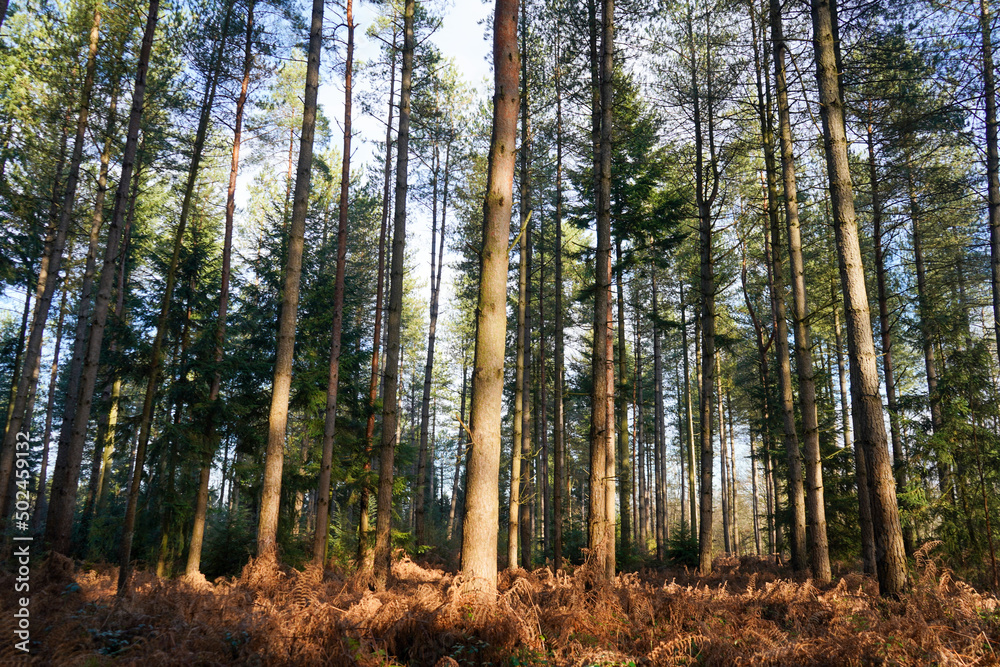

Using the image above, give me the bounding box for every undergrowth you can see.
[1,543,998,665]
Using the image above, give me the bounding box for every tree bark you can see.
[256,0,322,562]
[980,0,1000,371]
[588,0,616,581]
[311,0,353,566]
[359,22,397,567]
[186,0,255,578]
[811,0,908,596]
[615,239,630,556]
[371,0,414,590]
[652,272,666,560]
[769,0,830,579]
[459,0,519,604]
[552,24,565,572]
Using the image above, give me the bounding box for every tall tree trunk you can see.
[588,0,616,581]
[1,4,101,522]
[652,272,666,560]
[680,285,697,537]
[447,361,468,542]
[311,0,353,566]
[509,12,532,567]
[750,428,762,555]
[755,8,806,572]
[415,138,443,546]
[117,2,233,590]
[459,0,519,604]
[186,0,255,578]
[359,22,398,567]
[634,300,647,552]
[371,0,414,590]
[811,0,908,596]
[615,239,630,556]
[981,0,1000,370]
[538,222,550,558]
[688,1,718,575]
[717,356,730,554]
[769,0,829,579]
[519,225,532,570]
[256,0,322,563]
[552,24,565,572]
[907,166,948,500]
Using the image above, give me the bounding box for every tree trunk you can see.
[459,0,519,604]
[652,272,666,560]
[359,21,398,567]
[588,0,615,581]
[255,0,322,563]
[186,0,255,578]
[680,285,697,537]
[980,0,1000,371]
[811,0,908,596]
[552,23,565,572]
[634,301,647,553]
[769,0,829,579]
[717,357,730,555]
[371,0,414,590]
[310,0,353,566]
[447,361,467,542]
[615,239,630,556]
[538,222,549,558]
[1,4,101,523]
[907,166,947,499]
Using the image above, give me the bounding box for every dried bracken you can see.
[2,550,998,665]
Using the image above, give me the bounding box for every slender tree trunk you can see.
[811,0,908,596]
[634,304,647,552]
[415,139,443,546]
[538,223,550,558]
[615,239,630,556]
[907,166,948,499]
[688,2,718,575]
[186,0,255,578]
[679,286,696,537]
[372,0,415,590]
[750,429,762,556]
[310,0,353,566]
[588,0,616,581]
[652,272,666,560]
[447,362,468,542]
[1,5,101,523]
[255,0,322,563]
[980,0,1000,369]
[717,357,730,555]
[552,25,565,572]
[460,0,519,604]
[520,226,532,570]
[359,25,397,567]
[509,13,532,567]
[769,0,829,579]
[869,130,907,498]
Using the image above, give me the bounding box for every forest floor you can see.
[2,546,999,666]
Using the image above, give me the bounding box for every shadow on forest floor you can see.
[2,545,999,665]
